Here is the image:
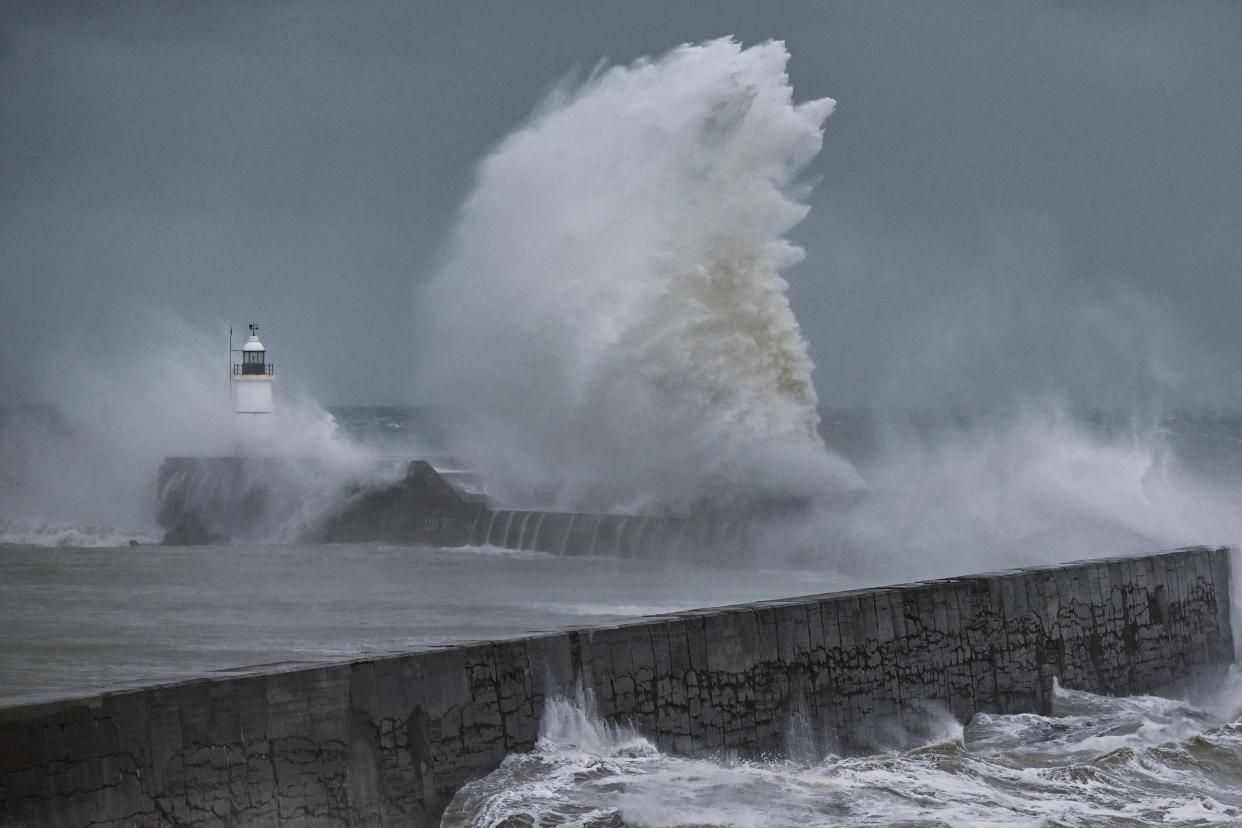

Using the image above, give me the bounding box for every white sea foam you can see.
[0,519,158,548]
[443,672,1242,827]
[414,38,860,515]
[446,544,554,561]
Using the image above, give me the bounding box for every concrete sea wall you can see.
[159,457,723,555]
[1,546,1234,827]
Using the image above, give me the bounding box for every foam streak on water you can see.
[443,671,1242,827]
[414,38,860,514]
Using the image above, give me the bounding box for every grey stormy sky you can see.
[1,1,1240,409]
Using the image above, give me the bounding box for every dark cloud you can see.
[2,1,1239,407]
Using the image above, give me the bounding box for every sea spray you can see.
[793,405,1242,578]
[414,38,860,515]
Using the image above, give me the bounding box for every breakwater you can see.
[1,546,1233,827]
[158,458,750,556]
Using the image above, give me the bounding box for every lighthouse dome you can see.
[242,337,265,352]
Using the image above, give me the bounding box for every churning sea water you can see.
[444,673,1242,827]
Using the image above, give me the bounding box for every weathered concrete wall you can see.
[1,546,1233,827]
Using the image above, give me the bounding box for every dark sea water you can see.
[0,542,852,706]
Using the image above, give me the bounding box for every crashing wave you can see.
[414,38,860,515]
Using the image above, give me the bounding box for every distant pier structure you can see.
[231,322,275,414]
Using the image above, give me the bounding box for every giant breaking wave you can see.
[413,38,859,514]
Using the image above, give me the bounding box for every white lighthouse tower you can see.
[231,323,275,414]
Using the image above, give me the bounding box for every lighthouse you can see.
[231,323,275,414]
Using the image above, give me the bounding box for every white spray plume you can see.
[414,38,860,513]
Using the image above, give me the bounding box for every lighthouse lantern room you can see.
[231,323,275,414]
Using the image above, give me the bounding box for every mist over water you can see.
[414,38,859,514]
[796,407,1242,579]
[0,312,373,544]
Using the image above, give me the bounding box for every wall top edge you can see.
[0,545,1230,718]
